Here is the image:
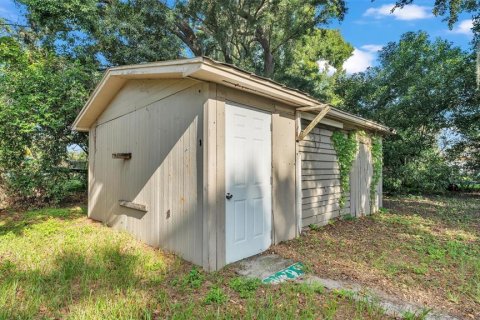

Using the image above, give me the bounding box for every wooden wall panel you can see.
[272,111,296,244]
[96,79,199,125]
[350,138,374,217]
[89,79,205,266]
[202,82,218,271]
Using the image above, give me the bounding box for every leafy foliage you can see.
[393,0,479,44]
[336,32,479,192]
[17,0,349,81]
[182,267,205,289]
[370,135,383,201]
[275,29,353,102]
[17,0,183,65]
[331,131,358,207]
[0,29,98,203]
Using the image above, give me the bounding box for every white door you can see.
[225,102,272,264]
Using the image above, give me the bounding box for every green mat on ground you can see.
[262,262,305,284]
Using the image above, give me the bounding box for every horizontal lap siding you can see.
[300,120,349,227]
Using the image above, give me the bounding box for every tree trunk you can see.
[173,20,203,57]
[263,50,274,78]
[255,27,275,78]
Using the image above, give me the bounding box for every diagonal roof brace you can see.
[296,105,331,141]
[295,103,330,112]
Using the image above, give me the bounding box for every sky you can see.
[332,0,475,73]
[0,0,475,74]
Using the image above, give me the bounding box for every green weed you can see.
[204,286,228,305]
[343,214,356,221]
[229,277,261,298]
[182,267,205,289]
[402,308,431,320]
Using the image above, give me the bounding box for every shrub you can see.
[0,35,97,204]
[384,148,453,193]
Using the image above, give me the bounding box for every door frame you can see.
[203,83,283,272]
[224,100,273,264]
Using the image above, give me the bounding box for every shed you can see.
[73,57,392,271]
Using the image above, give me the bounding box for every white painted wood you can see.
[300,112,343,129]
[89,79,204,266]
[299,120,350,227]
[295,111,302,236]
[203,83,218,271]
[297,106,331,141]
[74,58,392,135]
[350,140,372,217]
[225,102,272,264]
[271,111,297,244]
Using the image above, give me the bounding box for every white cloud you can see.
[317,59,337,76]
[343,45,383,74]
[361,44,384,52]
[343,49,375,74]
[364,4,432,21]
[450,19,473,35]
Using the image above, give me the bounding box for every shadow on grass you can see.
[0,206,87,236]
[383,193,480,229]
[0,245,159,319]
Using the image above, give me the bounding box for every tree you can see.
[15,0,184,65]
[175,0,347,77]
[274,28,353,103]
[16,0,348,78]
[392,0,479,42]
[0,26,98,203]
[336,31,479,191]
[1,1,353,204]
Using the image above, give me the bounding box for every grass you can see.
[0,205,393,319]
[273,193,480,319]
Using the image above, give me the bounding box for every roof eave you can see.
[72,57,393,135]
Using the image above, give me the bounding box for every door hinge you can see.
[270,176,273,185]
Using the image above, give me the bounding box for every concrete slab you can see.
[304,275,459,320]
[234,253,294,280]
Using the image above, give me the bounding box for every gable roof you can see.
[72,57,393,133]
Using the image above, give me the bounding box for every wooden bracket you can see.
[112,153,132,160]
[296,106,331,141]
[119,200,147,212]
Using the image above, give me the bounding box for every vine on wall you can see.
[331,131,358,208]
[370,135,383,204]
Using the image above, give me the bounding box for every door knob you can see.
[226,193,233,200]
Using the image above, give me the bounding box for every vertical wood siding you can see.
[89,79,205,266]
[350,137,382,216]
[350,141,371,216]
[272,112,296,244]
